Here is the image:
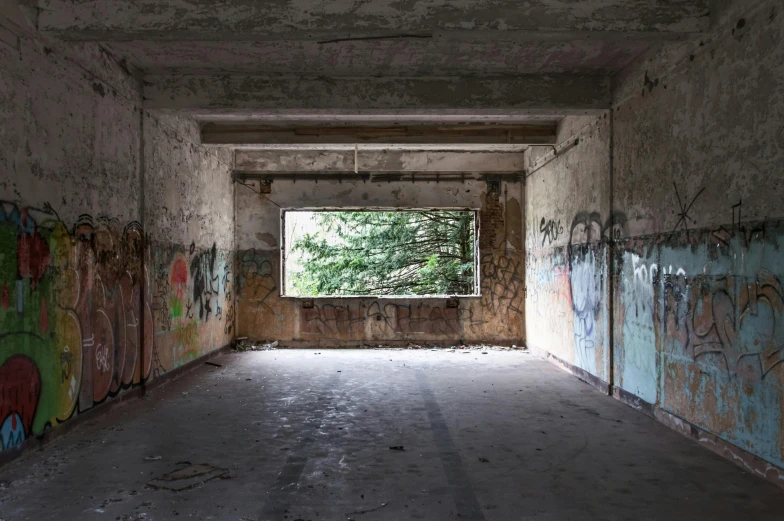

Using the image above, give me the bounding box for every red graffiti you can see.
[171,257,188,285]
[0,356,42,439]
[17,229,50,288]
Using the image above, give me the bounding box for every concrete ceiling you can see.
[26,0,711,144]
[105,39,652,77]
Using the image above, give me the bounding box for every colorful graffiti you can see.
[151,242,233,370]
[0,356,41,450]
[608,221,784,468]
[526,210,627,381]
[0,202,153,450]
[0,201,233,453]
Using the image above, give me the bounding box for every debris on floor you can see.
[235,339,279,351]
[144,456,162,462]
[146,463,229,492]
[389,446,405,451]
[205,361,222,367]
[346,501,389,520]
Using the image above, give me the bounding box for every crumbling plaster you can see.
[35,0,709,39]
[107,39,650,77]
[0,6,235,455]
[235,150,525,346]
[525,0,784,480]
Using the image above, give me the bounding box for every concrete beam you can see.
[234,149,525,173]
[35,0,709,41]
[143,75,611,112]
[201,122,558,146]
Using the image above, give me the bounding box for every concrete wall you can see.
[526,0,784,479]
[235,150,524,346]
[0,8,233,454]
[525,116,614,384]
[612,0,784,474]
[144,113,235,374]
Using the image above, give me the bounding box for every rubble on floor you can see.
[233,339,524,351]
[377,343,523,352]
[234,338,278,351]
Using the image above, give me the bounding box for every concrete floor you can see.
[0,350,781,521]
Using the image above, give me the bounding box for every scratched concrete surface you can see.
[0,349,781,521]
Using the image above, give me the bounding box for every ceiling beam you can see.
[34,0,709,41]
[234,149,525,173]
[201,122,558,146]
[143,75,610,113]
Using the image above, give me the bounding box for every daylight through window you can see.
[283,210,478,297]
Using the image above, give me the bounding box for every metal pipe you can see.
[233,171,524,182]
[525,137,580,178]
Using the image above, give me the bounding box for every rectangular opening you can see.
[282,209,479,297]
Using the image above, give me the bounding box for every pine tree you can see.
[289,211,475,296]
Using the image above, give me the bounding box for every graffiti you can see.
[567,213,610,353]
[658,268,784,380]
[238,249,276,310]
[569,211,627,244]
[526,251,571,334]
[190,243,218,321]
[539,218,563,246]
[94,340,111,374]
[709,199,769,249]
[223,303,235,335]
[302,303,364,338]
[480,253,523,316]
[1,201,231,453]
[569,244,602,352]
[368,302,481,337]
[565,211,629,353]
[223,262,235,335]
[1,202,152,428]
[151,243,233,370]
[732,199,742,230]
[169,256,188,319]
[299,301,486,340]
[0,355,41,450]
[671,182,705,233]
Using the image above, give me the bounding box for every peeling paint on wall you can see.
[1,19,234,454]
[236,175,523,345]
[527,0,784,476]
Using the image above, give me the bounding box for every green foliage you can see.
[289,211,475,296]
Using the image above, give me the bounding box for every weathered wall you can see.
[611,0,784,471]
[144,113,235,375]
[0,9,145,452]
[525,115,614,384]
[526,0,784,476]
[0,6,234,454]
[236,151,524,346]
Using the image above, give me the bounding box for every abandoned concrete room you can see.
[1,0,783,520]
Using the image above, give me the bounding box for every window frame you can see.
[280,207,481,299]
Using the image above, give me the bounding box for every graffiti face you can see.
[569,245,601,351]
